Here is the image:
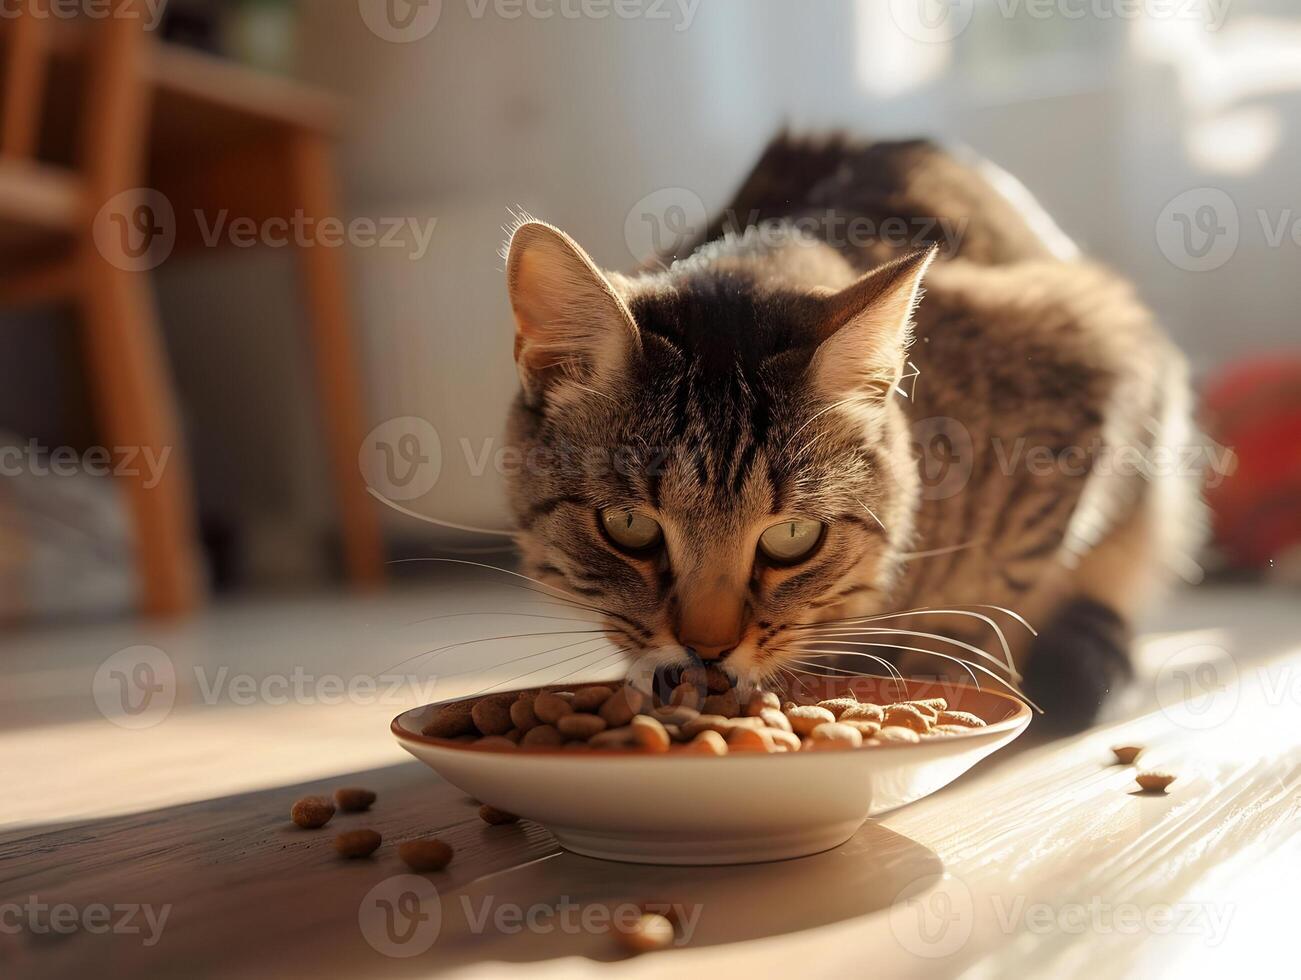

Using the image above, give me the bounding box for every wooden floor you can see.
[2,581,1298,978]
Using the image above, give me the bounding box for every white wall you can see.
[293,0,1301,543]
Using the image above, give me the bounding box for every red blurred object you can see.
[1202,355,1301,570]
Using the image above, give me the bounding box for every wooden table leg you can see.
[76,6,201,616]
[285,130,385,588]
[78,242,202,616]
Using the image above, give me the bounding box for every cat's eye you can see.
[758,519,825,564]
[599,507,663,552]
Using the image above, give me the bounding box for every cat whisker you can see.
[433,635,610,683]
[388,557,605,611]
[797,625,1021,682]
[853,496,887,532]
[796,605,1023,676]
[797,642,980,690]
[478,576,656,642]
[785,658,909,699]
[474,642,629,695]
[799,643,1039,709]
[784,659,911,702]
[384,627,610,674]
[401,608,604,630]
[787,642,907,687]
[780,394,869,454]
[551,647,633,685]
[370,493,517,537]
[898,541,981,561]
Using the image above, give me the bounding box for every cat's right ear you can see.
[808,245,938,405]
[504,220,640,404]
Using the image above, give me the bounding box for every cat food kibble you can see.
[615,912,677,954]
[841,703,884,724]
[334,787,377,812]
[571,685,613,712]
[701,690,740,718]
[882,703,932,733]
[421,680,989,754]
[1136,772,1176,792]
[682,730,729,755]
[479,804,520,824]
[816,697,859,719]
[399,839,454,871]
[510,695,541,732]
[532,691,573,724]
[786,705,836,735]
[557,712,608,739]
[520,723,564,748]
[290,796,335,829]
[334,829,382,858]
[631,714,671,753]
[808,721,864,749]
[421,699,476,738]
[471,695,515,736]
[600,686,644,726]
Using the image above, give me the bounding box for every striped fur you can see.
[501,135,1205,727]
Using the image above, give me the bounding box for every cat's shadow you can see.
[428,821,942,965]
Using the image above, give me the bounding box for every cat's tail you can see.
[697,131,1076,269]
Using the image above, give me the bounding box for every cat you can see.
[500,134,1205,732]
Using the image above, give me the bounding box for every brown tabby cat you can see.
[501,135,1204,732]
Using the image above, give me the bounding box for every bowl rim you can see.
[390,675,1033,759]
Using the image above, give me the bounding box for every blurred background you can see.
[0,0,1297,626]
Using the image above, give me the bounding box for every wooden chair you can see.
[0,2,384,616]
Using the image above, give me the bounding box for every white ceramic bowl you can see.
[392,674,1031,865]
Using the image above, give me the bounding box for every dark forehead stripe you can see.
[629,273,820,501]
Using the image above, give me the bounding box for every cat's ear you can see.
[505,219,639,403]
[809,245,938,403]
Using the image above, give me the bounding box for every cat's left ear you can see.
[504,219,640,404]
[809,244,938,403]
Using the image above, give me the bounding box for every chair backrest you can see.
[1,0,52,160]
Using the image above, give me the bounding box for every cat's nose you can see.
[675,580,745,660]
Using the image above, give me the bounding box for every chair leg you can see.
[285,129,385,587]
[78,244,202,616]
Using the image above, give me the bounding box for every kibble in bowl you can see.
[393,671,1030,865]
